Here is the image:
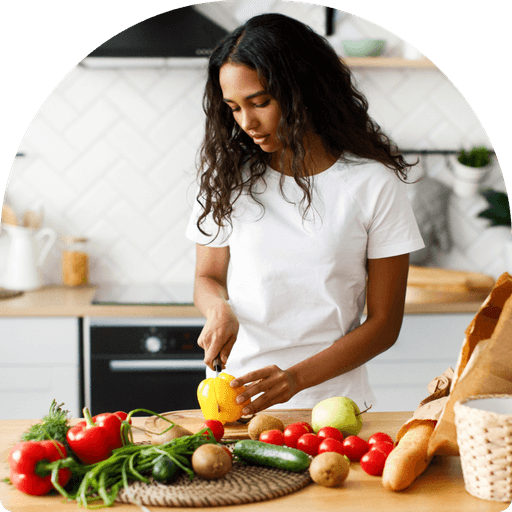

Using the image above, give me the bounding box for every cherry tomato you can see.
[259,429,285,446]
[368,432,393,446]
[296,433,320,456]
[317,426,344,443]
[284,423,310,448]
[342,435,370,462]
[299,422,314,433]
[221,445,233,461]
[202,419,224,442]
[317,437,345,456]
[360,448,388,476]
[370,441,394,457]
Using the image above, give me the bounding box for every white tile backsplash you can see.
[2,3,508,288]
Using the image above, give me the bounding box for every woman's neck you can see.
[270,134,339,176]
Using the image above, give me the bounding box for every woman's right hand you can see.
[198,301,239,371]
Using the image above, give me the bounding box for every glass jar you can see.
[61,236,89,286]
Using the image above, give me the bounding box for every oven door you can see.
[90,357,206,416]
[84,317,207,416]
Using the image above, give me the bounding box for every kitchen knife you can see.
[214,356,222,378]
[213,356,222,413]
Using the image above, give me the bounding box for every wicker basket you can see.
[454,394,512,502]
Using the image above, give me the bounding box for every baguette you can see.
[382,421,436,491]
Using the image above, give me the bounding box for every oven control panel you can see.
[144,335,163,353]
[89,319,205,358]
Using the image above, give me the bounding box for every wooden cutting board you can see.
[405,266,495,305]
[144,409,312,441]
[407,266,495,292]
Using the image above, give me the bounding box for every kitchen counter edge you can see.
[0,284,485,317]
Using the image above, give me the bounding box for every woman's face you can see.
[219,63,283,154]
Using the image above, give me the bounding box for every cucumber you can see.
[233,440,310,472]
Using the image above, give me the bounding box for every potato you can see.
[192,444,232,479]
[310,452,350,487]
[150,424,193,445]
[247,414,285,440]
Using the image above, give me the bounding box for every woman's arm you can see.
[193,243,239,370]
[231,253,410,414]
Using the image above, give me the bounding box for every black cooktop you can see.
[92,283,194,306]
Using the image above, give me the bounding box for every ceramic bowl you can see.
[342,39,386,57]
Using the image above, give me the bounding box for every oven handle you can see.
[109,360,207,371]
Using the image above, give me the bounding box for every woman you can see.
[185,13,424,414]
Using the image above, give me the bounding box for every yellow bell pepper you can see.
[197,372,250,424]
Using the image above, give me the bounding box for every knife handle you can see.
[214,356,222,374]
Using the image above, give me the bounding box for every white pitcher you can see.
[0,224,57,291]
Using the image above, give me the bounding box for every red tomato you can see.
[296,433,320,456]
[284,423,310,448]
[360,448,388,476]
[202,419,224,442]
[221,445,233,461]
[342,435,370,462]
[317,437,345,456]
[317,426,344,443]
[370,441,394,456]
[259,429,285,445]
[299,422,314,433]
[368,432,393,446]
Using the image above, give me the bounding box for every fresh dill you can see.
[21,399,71,445]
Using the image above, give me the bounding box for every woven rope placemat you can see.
[116,461,312,507]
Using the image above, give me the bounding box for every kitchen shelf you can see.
[343,57,436,69]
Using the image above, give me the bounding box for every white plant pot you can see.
[451,155,491,197]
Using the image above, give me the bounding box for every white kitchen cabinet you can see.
[0,317,79,419]
[365,313,474,412]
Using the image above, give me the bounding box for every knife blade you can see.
[213,356,222,412]
[214,356,222,378]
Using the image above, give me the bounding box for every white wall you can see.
[2,3,506,287]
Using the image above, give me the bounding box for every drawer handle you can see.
[109,360,206,371]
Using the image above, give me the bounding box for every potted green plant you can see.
[478,189,512,273]
[478,189,511,227]
[451,146,493,197]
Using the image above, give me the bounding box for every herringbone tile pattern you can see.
[4,4,503,287]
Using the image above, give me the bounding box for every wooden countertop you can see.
[0,412,506,512]
[0,284,487,317]
[0,285,203,318]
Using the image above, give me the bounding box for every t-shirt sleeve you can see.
[366,170,425,259]
[185,188,231,247]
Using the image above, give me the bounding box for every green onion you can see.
[46,408,217,509]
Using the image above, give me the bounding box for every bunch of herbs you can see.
[21,399,71,446]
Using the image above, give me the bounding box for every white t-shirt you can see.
[186,158,425,410]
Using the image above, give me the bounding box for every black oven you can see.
[83,317,206,416]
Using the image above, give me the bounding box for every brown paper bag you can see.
[393,273,512,455]
[427,272,512,456]
[394,369,452,443]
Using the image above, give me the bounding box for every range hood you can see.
[82,5,232,68]
[81,3,336,69]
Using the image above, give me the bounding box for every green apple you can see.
[311,396,363,437]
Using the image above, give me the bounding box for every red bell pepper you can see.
[8,440,72,496]
[66,408,129,464]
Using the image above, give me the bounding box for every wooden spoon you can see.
[23,210,42,229]
[1,204,17,226]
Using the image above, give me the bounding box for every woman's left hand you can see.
[229,365,299,415]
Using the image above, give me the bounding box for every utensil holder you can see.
[454,394,512,502]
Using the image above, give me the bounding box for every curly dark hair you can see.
[196,12,415,239]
